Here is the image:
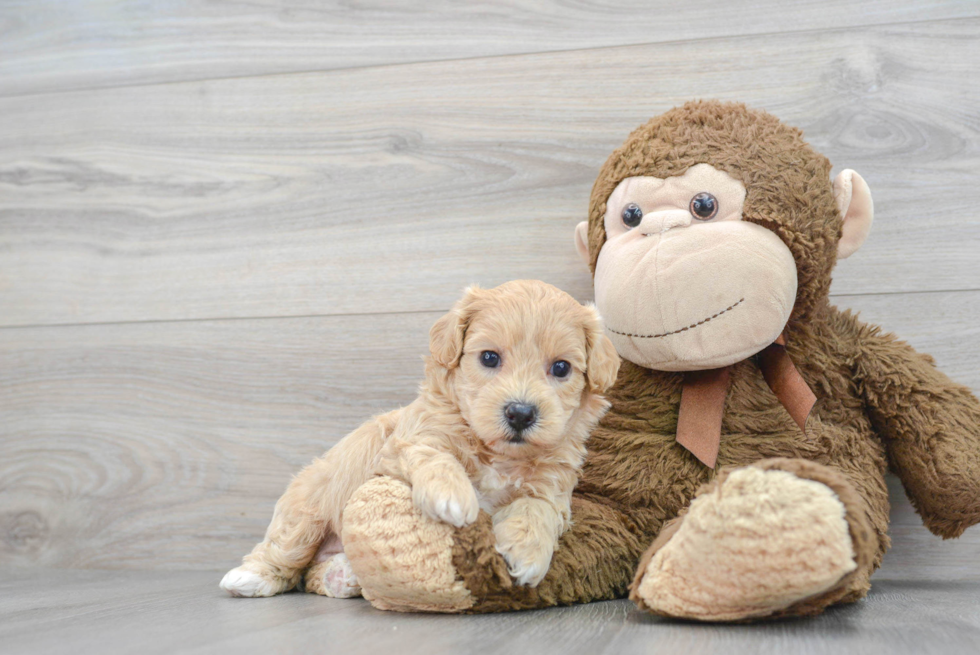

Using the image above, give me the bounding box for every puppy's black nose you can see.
[504,402,538,432]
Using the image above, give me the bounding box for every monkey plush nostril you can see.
[504,402,538,433]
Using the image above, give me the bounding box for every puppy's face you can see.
[428,281,620,457]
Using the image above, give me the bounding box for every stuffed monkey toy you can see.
[339,100,980,620]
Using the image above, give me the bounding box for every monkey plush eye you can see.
[689,192,719,220]
[550,360,571,378]
[621,203,643,228]
[481,351,500,368]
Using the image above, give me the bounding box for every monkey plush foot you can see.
[630,460,874,621]
[342,476,474,613]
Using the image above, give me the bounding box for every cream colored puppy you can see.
[220,280,620,598]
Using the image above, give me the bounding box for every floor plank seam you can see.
[2,12,977,102]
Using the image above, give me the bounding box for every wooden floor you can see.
[2,567,980,655]
[2,1,980,652]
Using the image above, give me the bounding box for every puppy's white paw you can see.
[321,553,362,598]
[220,566,285,598]
[412,474,480,528]
[433,493,480,528]
[494,525,554,587]
[502,551,551,587]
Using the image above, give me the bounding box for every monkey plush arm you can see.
[854,325,980,538]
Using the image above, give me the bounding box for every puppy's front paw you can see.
[493,519,555,587]
[412,468,479,528]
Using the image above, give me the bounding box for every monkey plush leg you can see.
[341,476,474,612]
[853,328,980,538]
[342,476,649,612]
[630,459,877,621]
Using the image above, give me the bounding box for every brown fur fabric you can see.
[433,101,980,618]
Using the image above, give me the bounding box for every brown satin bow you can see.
[675,334,816,468]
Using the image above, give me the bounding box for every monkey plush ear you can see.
[574,221,591,266]
[429,286,481,369]
[833,169,874,260]
[584,306,621,393]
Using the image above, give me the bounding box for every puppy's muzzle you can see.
[504,402,538,441]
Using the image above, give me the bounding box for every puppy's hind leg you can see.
[221,474,326,597]
[221,410,397,597]
[304,535,362,598]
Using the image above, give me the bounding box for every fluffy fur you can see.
[339,101,980,619]
[220,280,620,597]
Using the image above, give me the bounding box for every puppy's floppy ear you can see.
[583,305,620,393]
[429,286,482,369]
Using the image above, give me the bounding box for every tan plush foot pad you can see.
[630,465,858,622]
[342,476,473,613]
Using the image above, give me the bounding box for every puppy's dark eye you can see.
[481,351,500,368]
[550,360,571,378]
[689,192,718,220]
[621,203,643,228]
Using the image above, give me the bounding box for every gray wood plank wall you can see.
[1,1,978,576]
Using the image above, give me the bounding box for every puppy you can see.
[220,280,620,598]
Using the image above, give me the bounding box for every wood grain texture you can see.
[1,570,978,655]
[1,1,978,98]
[1,290,978,571]
[3,18,980,327]
[0,311,436,570]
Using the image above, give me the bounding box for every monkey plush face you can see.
[590,163,797,371]
[576,101,874,372]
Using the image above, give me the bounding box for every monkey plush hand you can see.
[340,101,980,621]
